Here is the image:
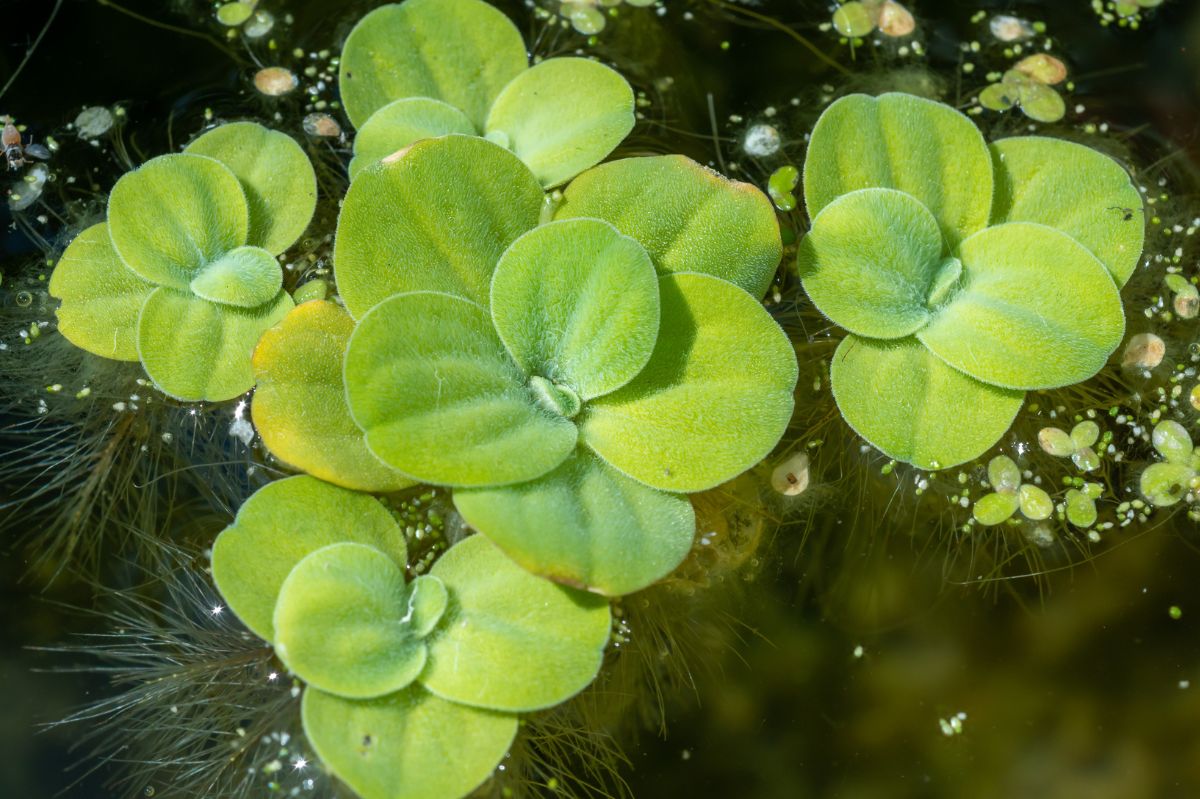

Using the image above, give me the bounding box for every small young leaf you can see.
[185,122,317,255]
[797,188,945,339]
[581,273,798,492]
[1140,461,1194,507]
[338,0,528,129]
[918,222,1124,390]
[1018,484,1053,520]
[302,686,517,799]
[211,475,408,641]
[108,153,248,289]
[972,492,1019,526]
[49,223,153,361]
[1070,420,1100,449]
[188,245,282,308]
[987,454,1021,494]
[990,137,1144,286]
[1037,427,1075,457]
[803,93,993,248]
[137,286,292,401]
[349,98,476,179]
[422,535,611,712]
[832,2,876,36]
[489,218,659,401]
[830,335,1023,470]
[484,57,635,188]
[1152,420,1193,463]
[1065,489,1098,528]
[251,300,414,493]
[453,449,695,596]
[274,543,437,699]
[344,291,577,487]
[334,135,543,317]
[555,155,782,299]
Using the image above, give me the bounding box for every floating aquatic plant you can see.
[978,54,1069,123]
[253,134,795,595]
[972,455,1053,526]
[340,0,634,186]
[797,92,1143,469]
[48,121,316,401]
[211,476,612,799]
[1038,421,1102,472]
[829,0,916,39]
[1139,420,1200,507]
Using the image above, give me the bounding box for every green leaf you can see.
[987,454,1021,493]
[338,0,528,129]
[49,223,153,361]
[1018,484,1053,520]
[302,686,516,799]
[797,188,948,339]
[581,273,797,492]
[423,535,611,711]
[251,300,414,492]
[972,492,1019,526]
[454,449,695,596]
[1065,489,1098,528]
[137,286,292,401]
[832,2,875,37]
[349,98,476,180]
[188,245,282,308]
[484,57,635,188]
[274,543,444,699]
[803,93,993,248]
[917,222,1124,390]
[555,155,782,299]
[344,291,577,488]
[1038,427,1075,457]
[185,122,317,255]
[830,335,1024,469]
[108,153,248,289]
[211,475,408,641]
[334,135,543,317]
[1152,420,1193,463]
[1071,420,1100,449]
[1140,462,1194,507]
[490,218,659,401]
[990,137,1144,286]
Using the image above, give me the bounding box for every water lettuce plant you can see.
[49,122,316,401]
[1140,421,1200,507]
[211,476,611,799]
[252,134,797,596]
[798,92,1143,469]
[340,0,634,187]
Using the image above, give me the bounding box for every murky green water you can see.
[4,0,1200,797]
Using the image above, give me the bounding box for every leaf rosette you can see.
[211,476,611,799]
[340,0,635,187]
[798,92,1143,469]
[49,122,317,401]
[253,134,796,597]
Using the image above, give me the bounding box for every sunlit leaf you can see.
[274,543,444,699]
[185,121,317,254]
[489,218,659,401]
[454,449,695,596]
[344,291,577,487]
[918,222,1124,390]
[211,475,408,641]
[303,686,516,799]
[990,136,1144,286]
[251,300,414,492]
[188,245,282,308]
[422,535,611,711]
[349,98,476,180]
[830,335,1023,469]
[797,188,948,339]
[555,155,782,299]
[485,57,634,188]
[334,135,543,317]
[803,92,993,248]
[338,0,527,129]
[137,286,292,401]
[108,153,248,289]
[49,223,153,361]
[581,273,797,492]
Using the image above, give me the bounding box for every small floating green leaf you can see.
[344,291,577,487]
[453,449,696,596]
[489,218,659,401]
[211,475,408,641]
[423,535,611,712]
[302,686,517,799]
[973,491,1019,526]
[188,245,282,308]
[987,454,1021,494]
[49,223,153,361]
[1018,484,1053,520]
